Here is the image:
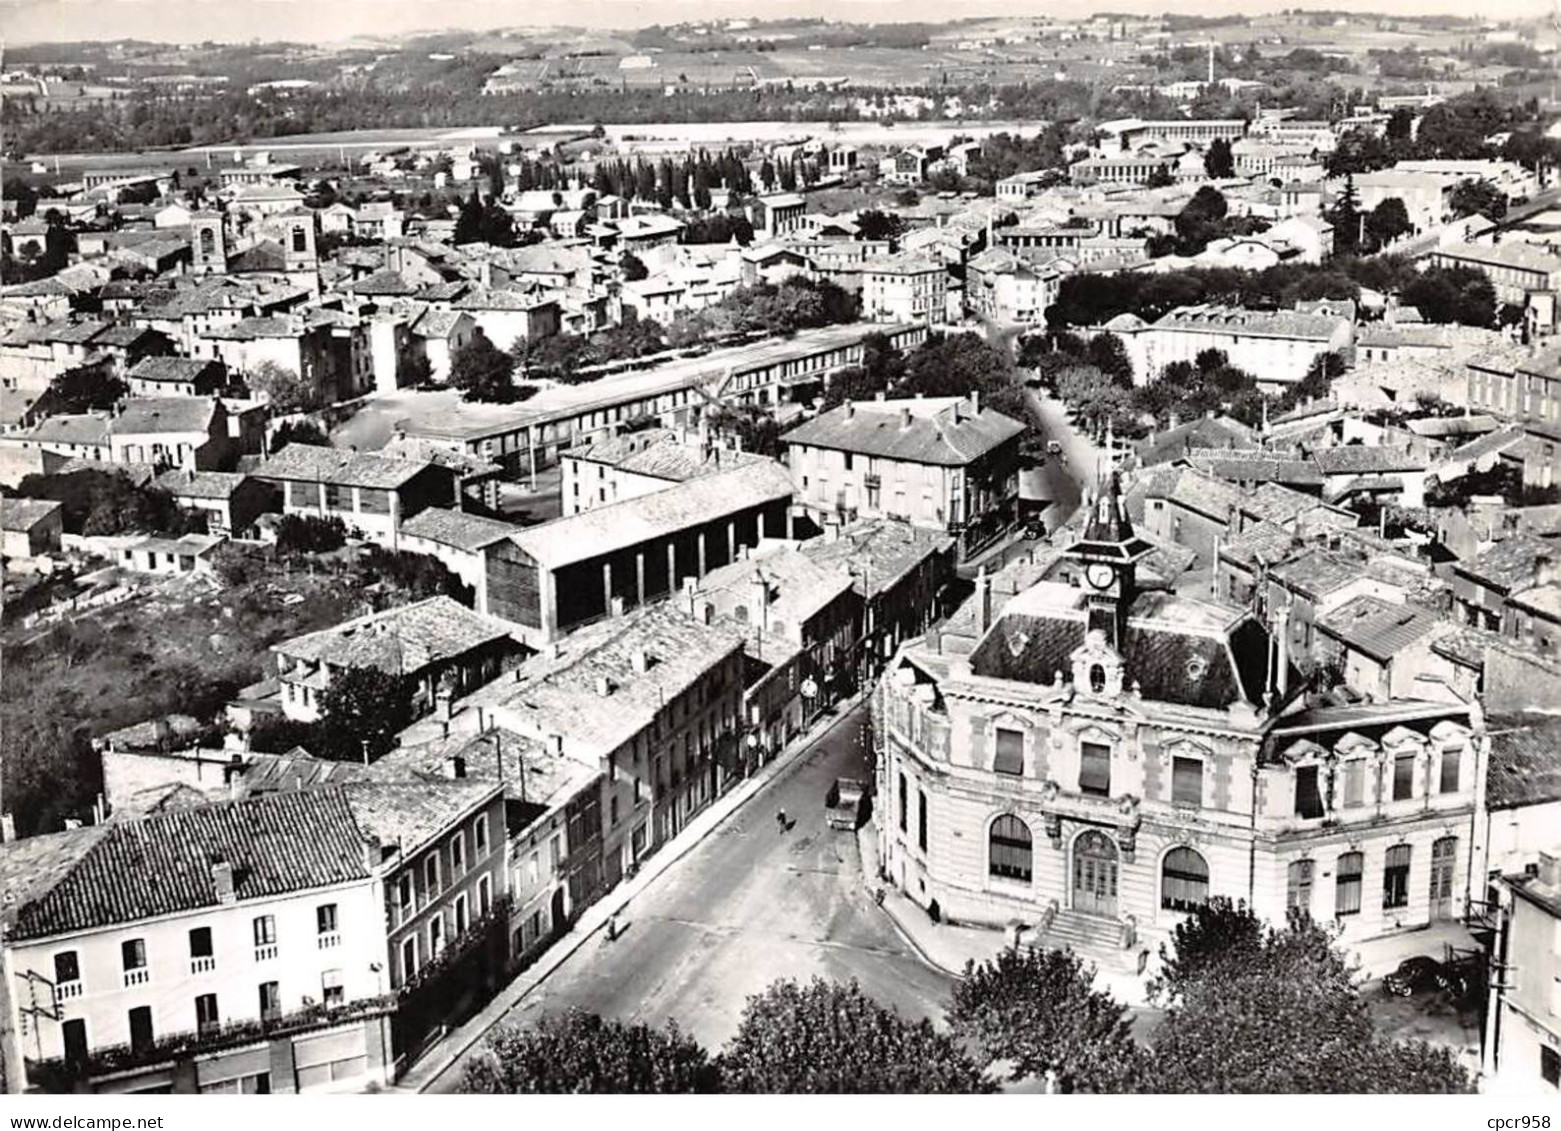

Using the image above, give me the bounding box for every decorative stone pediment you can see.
[1429,719,1472,746]
[1070,628,1124,698]
[1162,737,1212,765]
[1380,726,1429,755]
[1334,731,1379,760]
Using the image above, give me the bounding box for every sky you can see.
[0,0,1548,46]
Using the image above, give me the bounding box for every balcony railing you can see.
[54,981,83,1002]
[122,969,148,988]
[25,994,400,1092]
[254,944,278,962]
[398,896,512,999]
[317,932,341,950]
[190,957,216,975]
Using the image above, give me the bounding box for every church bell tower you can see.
[1063,472,1155,651]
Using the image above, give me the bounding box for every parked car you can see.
[825,777,866,831]
[1438,951,1486,1002]
[1046,440,1063,455]
[1383,956,1446,997]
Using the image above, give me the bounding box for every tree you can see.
[246,360,316,412]
[949,946,1143,1092]
[1146,164,1175,188]
[1364,197,1412,251]
[462,1010,719,1093]
[718,978,992,1093]
[314,665,415,763]
[1386,106,1414,142]
[1172,187,1230,255]
[1204,137,1234,179]
[621,252,649,281]
[1326,175,1362,257]
[1448,178,1507,222]
[453,187,483,245]
[1402,265,1497,328]
[49,364,127,414]
[274,513,347,555]
[855,209,904,243]
[1142,900,1472,1094]
[270,419,330,451]
[449,330,518,402]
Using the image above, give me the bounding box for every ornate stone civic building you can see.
[875,477,1485,956]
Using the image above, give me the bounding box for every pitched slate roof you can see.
[781,398,1023,467]
[152,468,251,500]
[254,442,438,490]
[273,595,516,675]
[1455,534,1559,594]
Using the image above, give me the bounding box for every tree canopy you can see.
[462,1010,719,1094]
[949,946,1142,1092]
[49,364,126,415]
[314,665,415,763]
[450,329,520,402]
[719,977,993,1094]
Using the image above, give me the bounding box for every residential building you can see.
[780,393,1025,562]
[398,508,520,613]
[0,779,505,1094]
[252,444,458,550]
[1098,304,1355,388]
[126,358,226,399]
[1483,851,1561,1095]
[151,469,274,537]
[861,255,948,325]
[271,596,524,724]
[0,497,62,560]
[108,398,236,475]
[560,427,765,516]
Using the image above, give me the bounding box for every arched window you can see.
[199,227,215,257]
[1160,846,1209,911]
[989,815,1032,883]
[1089,664,1106,693]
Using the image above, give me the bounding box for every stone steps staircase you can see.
[1021,908,1146,972]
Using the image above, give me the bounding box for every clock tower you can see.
[1064,472,1155,650]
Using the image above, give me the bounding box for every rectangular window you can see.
[358,488,390,514]
[195,992,220,1035]
[398,874,414,912]
[993,728,1024,776]
[54,951,80,986]
[450,832,466,876]
[1079,742,1111,797]
[1336,852,1364,917]
[317,903,338,936]
[1342,760,1365,808]
[321,969,344,1008]
[324,482,351,511]
[252,915,276,946]
[455,893,470,935]
[401,935,418,982]
[1172,757,1203,806]
[1383,844,1411,910]
[429,915,445,956]
[549,836,562,870]
[917,788,928,853]
[1543,1046,1561,1088]
[258,981,280,1023]
[1295,765,1325,819]
[425,853,441,895]
[1440,748,1462,794]
[478,874,493,917]
[1393,754,1415,801]
[898,773,908,833]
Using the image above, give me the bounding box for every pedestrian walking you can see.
[776,809,788,833]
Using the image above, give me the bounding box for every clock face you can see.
[1085,563,1117,591]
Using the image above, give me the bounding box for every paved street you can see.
[424,698,956,1091]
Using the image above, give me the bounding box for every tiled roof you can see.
[1269,547,1372,601]
[696,545,855,639]
[1486,713,1561,809]
[0,497,62,533]
[507,460,794,570]
[1148,467,1245,522]
[1316,594,1439,664]
[111,397,220,436]
[254,442,437,490]
[128,356,220,384]
[1136,416,1256,467]
[781,398,1023,467]
[454,286,555,313]
[1456,534,1559,593]
[1220,519,1300,570]
[379,435,500,478]
[339,779,498,858]
[1240,481,1348,527]
[400,506,519,552]
[0,790,373,941]
[460,603,744,760]
[26,413,110,447]
[1314,445,1428,475]
[1155,303,1347,341]
[152,468,250,500]
[377,725,597,822]
[273,595,516,675]
[569,429,762,483]
[798,518,953,598]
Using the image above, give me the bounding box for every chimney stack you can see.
[632,647,652,673]
[752,573,771,630]
[844,399,854,420]
[444,754,466,779]
[1539,851,1560,886]
[596,675,613,697]
[969,390,980,416]
[212,859,236,904]
[1274,603,1291,699]
[899,406,911,429]
[610,595,627,618]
